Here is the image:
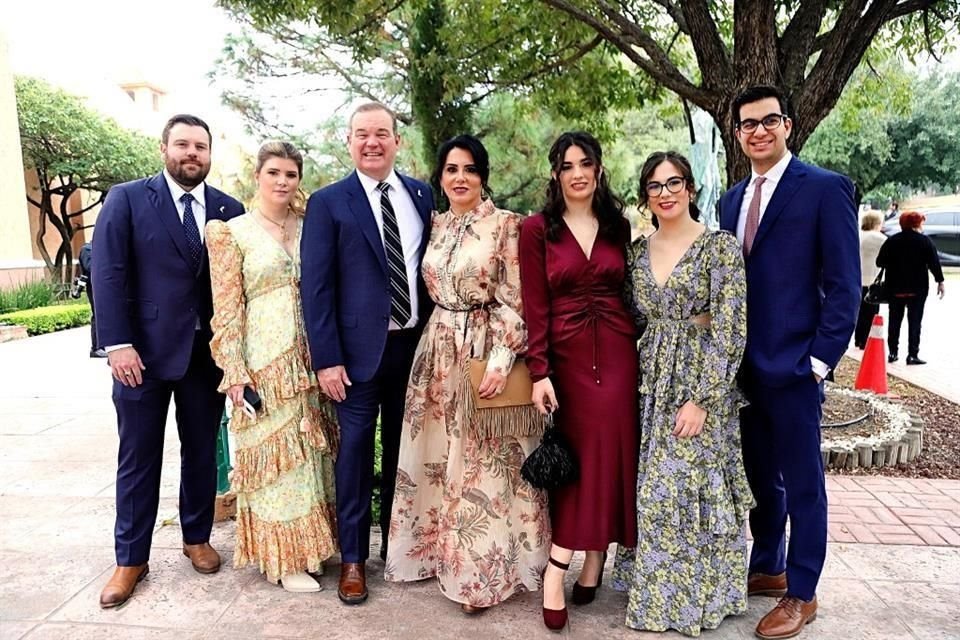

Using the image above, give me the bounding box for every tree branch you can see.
[778,0,830,90]
[679,0,732,90]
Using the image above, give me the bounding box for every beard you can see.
[165,157,210,188]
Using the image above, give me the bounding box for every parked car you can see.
[882,208,960,266]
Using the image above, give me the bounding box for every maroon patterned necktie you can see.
[743,176,766,257]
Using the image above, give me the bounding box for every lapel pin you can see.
[417,189,422,198]
[219,205,225,214]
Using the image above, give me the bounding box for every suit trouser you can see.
[112,335,225,566]
[887,294,926,357]
[333,329,419,563]
[741,375,826,602]
[86,283,98,351]
[854,287,878,347]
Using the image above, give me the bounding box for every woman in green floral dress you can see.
[611,151,755,636]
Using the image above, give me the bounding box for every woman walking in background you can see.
[613,151,753,636]
[855,211,887,349]
[207,141,338,592]
[876,210,946,364]
[386,135,549,613]
[520,131,638,631]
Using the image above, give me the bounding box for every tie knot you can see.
[181,192,195,204]
[753,176,766,189]
[376,182,390,194]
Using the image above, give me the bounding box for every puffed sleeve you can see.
[518,213,552,382]
[688,232,747,415]
[485,212,525,375]
[207,221,253,392]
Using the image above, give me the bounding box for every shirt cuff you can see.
[810,356,830,380]
[104,343,132,353]
[485,345,516,376]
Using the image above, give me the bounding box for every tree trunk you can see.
[409,0,472,171]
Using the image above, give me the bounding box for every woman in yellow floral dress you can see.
[385,135,550,612]
[207,141,338,593]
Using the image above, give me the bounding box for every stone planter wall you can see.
[822,411,924,470]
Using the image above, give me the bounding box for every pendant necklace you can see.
[259,209,290,242]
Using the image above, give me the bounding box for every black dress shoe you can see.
[888,353,899,363]
[906,356,926,365]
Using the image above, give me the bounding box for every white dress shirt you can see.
[163,169,207,243]
[356,169,424,330]
[105,172,207,352]
[736,151,830,380]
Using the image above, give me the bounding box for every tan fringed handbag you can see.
[459,295,543,440]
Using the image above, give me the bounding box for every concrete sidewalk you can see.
[2,328,959,639]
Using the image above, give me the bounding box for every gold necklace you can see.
[258,209,291,242]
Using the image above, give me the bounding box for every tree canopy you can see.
[15,76,159,282]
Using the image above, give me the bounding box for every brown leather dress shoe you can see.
[338,562,368,605]
[748,572,788,597]
[182,542,221,574]
[755,596,818,639]
[461,603,487,614]
[99,564,149,609]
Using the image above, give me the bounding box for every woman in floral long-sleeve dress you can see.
[385,135,549,612]
[612,151,755,636]
[208,141,338,593]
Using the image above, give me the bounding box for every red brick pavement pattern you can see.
[824,476,960,546]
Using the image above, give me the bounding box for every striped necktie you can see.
[377,182,412,326]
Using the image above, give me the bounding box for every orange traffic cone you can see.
[855,314,888,395]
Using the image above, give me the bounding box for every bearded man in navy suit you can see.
[718,86,860,639]
[300,102,433,605]
[92,114,244,608]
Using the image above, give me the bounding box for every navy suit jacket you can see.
[300,170,434,383]
[92,172,244,380]
[718,156,860,387]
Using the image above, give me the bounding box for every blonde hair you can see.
[253,140,307,216]
[860,211,882,231]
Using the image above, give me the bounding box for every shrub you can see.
[0,303,91,336]
[0,279,60,313]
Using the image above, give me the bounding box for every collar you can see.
[356,169,401,197]
[750,150,792,187]
[163,169,206,208]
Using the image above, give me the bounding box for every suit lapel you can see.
[346,171,389,274]
[752,157,806,252]
[146,173,195,272]
[721,180,747,233]
[397,174,433,256]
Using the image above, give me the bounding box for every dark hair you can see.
[161,114,211,145]
[731,85,790,125]
[430,134,491,209]
[638,151,701,230]
[349,102,398,135]
[542,131,627,243]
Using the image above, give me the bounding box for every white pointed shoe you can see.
[279,571,321,593]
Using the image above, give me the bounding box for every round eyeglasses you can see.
[737,113,788,134]
[644,176,687,198]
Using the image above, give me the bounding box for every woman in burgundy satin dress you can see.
[519,131,638,631]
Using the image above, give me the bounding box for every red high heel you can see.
[572,551,607,605]
[543,556,570,632]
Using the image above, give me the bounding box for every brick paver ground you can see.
[825,476,960,546]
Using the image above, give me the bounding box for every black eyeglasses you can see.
[737,113,788,134]
[644,176,687,198]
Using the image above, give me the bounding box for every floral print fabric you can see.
[207,214,338,584]
[611,230,755,636]
[385,199,550,606]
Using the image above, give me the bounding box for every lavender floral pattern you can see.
[611,230,755,636]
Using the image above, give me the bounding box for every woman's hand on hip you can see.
[531,378,558,415]
[674,401,706,438]
[477,370,507,399]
